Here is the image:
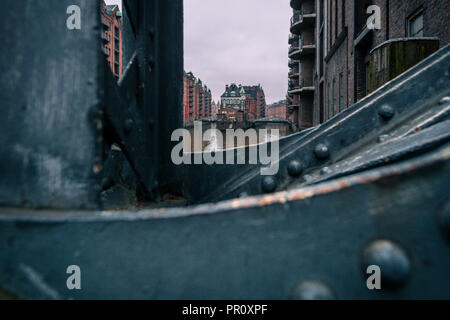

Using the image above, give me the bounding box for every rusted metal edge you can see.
[0,142,448,223]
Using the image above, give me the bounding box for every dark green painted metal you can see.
[0,0,183,208]
[104,0,183,200]
[0,0,449,300]
[0,0,104,210]
[0,143,449,299]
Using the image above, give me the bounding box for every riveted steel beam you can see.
[104,0,183,199]
[0,0,104,210]
[0,0,183,209]
[0,142,449,299]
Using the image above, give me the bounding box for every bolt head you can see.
[261,176,277,193]
[287,160,303,177]
[314,144,330,160]
[378,105,395,120]
[439,96,450,105]
[291,281,336,300]
[362,240,411,290]
[101,177,114,190]
[377,134,390,143]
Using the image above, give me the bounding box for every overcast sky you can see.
[105,0,291,104]
[185,0,291,104]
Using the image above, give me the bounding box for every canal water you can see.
[183,122,292,152]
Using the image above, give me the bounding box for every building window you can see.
[332,79,336,117]
[320,0,324,25]
[328,0,331,48]
[407,10,424,37]
[365,62,370,95]
[327,82,331,119]
[339,73,343,112]
[335,0,338,40]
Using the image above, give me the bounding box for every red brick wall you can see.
[101,2,122,79]
[183,73,213,123]
[266,104,287,119]
[246,98,257,120]
[389,0,450,46]
[311,0,449,126]
[257,90,266,119]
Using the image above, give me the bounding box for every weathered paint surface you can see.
[0,143,449,299]
[369,38,440,93]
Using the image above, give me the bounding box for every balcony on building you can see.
[102,31,110,43]
[290,7,316,34]
[288,66,300,79]
[289,36,316,59]
[290,0,304,10]
[288,77,315,95]
[102,16,110,29]
[288,78,298,90]
[288,95,300,109]
[368,37,440,94]
[289,59,300,68]
[288,34,298,45]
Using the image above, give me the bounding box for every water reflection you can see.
[184,121,292,152]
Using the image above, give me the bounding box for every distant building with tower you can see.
[183,71,214,124]
[220,83,266,121]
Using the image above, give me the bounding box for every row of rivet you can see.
[260,105,413,299]
[261,105,395,193]
[290,239,412,299]
[291,201,450,300]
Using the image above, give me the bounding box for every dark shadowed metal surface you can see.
[0,0,449,300]
[0,0,183,209]
[0,0,104,210]
[103,0,183,199]
[0,143,449,299]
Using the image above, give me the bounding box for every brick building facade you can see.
[220,84,266,121]
[266,100,288,119]
[217,107,245,122]
[243,85,267,120]
[183,71,214,124]
[287,0,449,130]
[101,1,123,79]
